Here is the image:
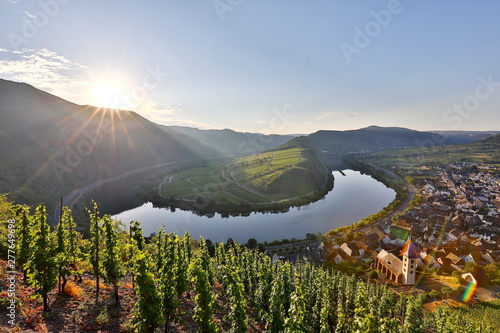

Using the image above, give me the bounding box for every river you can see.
[112,169,395,243]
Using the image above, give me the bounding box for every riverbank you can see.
[264,157,415,254]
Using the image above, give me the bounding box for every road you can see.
[356,164,417,233]
[52,160,183,224]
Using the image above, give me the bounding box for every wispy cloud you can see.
[0,48,92,101]
[0,48,203,128]
[315,111,363,120]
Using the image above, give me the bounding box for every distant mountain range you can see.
[0,78,498,211]
[165,126,295,156]
[431,130,500,144]
[291,126,454,155]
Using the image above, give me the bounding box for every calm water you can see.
[113,170,395,243]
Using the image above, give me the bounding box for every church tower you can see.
[401,241,418,285]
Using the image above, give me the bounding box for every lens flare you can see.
[461,280,478,303]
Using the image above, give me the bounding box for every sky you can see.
[1,0,499,135]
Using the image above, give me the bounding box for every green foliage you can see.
[155,229,180,330]
[5,199,497,332]
[131,251,163,333]
[102,215,124,304]
[0,194,14,257]
[484,263,500,284]
[88,201,103,303]
[424,300,500,332]
[12,204,32,277]
[190,256,218,333]
[145,146,333,217]
[25,204,57,312]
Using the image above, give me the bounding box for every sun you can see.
[89,83,128,109]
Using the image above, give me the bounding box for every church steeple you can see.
[401,240,418,285]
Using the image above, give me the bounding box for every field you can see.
[359,139,500,170]
[159,147,327,204]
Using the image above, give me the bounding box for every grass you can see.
[159,147,327,204]
[360,138,500,169]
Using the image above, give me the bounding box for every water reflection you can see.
[113,170,395,243]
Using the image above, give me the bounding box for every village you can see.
[270,162,500,305]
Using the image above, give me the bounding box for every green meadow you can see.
[159,147,328,204]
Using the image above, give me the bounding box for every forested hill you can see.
[0,79,216,206]
[165,126,295,156]
[305,126,454,154]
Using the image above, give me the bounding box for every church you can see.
[375,240,419,285]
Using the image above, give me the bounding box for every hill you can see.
[165,126,295,156]
[146,137,333,216]
[0,79,217,209]
[431,130,500,144]
[230,137,328,198]
[305,125,454,154]
[361,133,500,168]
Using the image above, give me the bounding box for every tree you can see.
[26,204,57,312]
[131,222,163,333]
[284,275,308,333]
[55,206,76,293]
[224,267,248,333]
[190,257,218,333]
[12,204,32,280]
[89,201,103,304]
[102,215,124,305]
[132,251,163,332]
[246,238,258,249]
[156,229,179,332]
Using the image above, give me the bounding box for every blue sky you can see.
[1,0,499,134]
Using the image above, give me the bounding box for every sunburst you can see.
[89,83,128,109]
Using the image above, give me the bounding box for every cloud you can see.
[315,111,363,120]
[0,48,92,100]
[0,47,203,128]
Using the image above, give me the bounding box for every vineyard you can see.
[0,197,498,332]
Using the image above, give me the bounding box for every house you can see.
[445,252,465,266]
[450,214,466,229]
[463,253,479,264]
[332,249,353,264]
[461,272,477,284]
[370,225,387,241]
[340,242,364,259]
[357,233,380,250]
[421,253,441,269]
[447,229,462,242]
[482,252,497,264]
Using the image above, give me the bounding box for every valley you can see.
[1,79,499,332]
